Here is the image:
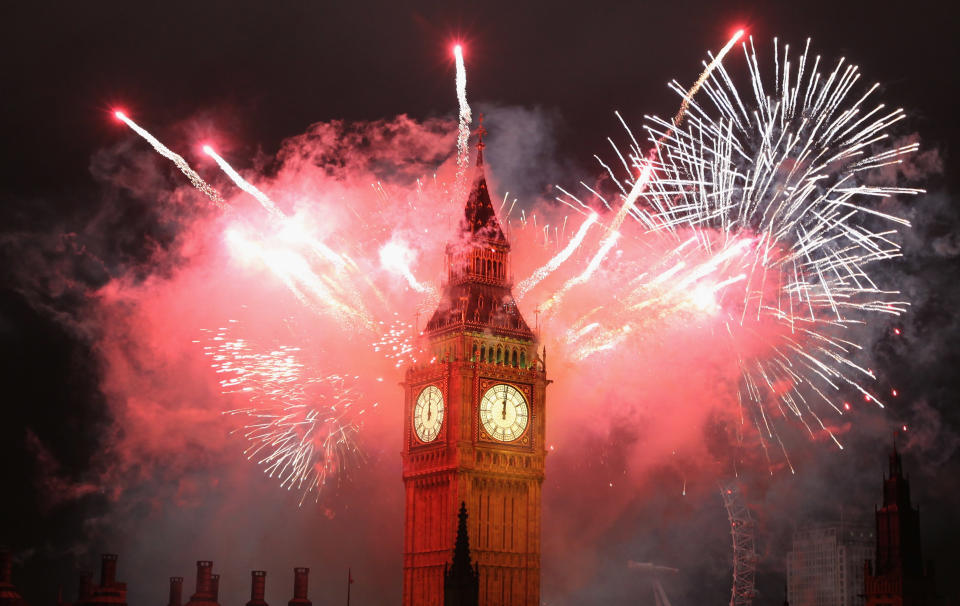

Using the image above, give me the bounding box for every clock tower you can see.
[401,123,549,606]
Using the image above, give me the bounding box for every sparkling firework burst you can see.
[200,323,372,505]
[562,37,921,466]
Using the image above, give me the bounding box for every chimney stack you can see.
[168,576,183,606]
[194,561,213,597]
[100,554,118,587]
[288,568,311,606]
[0,550,11,585]
[0,550,26,605]
[247,571,267,606]
[210,574,220,602]
[78,571,94,600]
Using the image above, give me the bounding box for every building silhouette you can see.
[401,118,549,606]
[444,502,480,606]
[1,553,314,606]
[52,554,128,606]
[786,522,874,606]
[863,444,936,605]
[1,551,28,606]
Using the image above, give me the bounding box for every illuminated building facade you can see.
[787,522,874,606]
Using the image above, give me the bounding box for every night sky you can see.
[2,1,959,605]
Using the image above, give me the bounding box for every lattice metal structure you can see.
[720,481,757,606]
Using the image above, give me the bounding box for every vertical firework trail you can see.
[453,44,472,201]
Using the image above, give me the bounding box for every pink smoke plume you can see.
[76,105,809,595]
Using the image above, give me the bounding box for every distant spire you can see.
[444,502,479,606]
[889,434,903,479]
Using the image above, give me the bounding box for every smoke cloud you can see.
[2,103,957,606]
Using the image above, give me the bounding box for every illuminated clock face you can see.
[413,385,444,442]
[479,384,529,442]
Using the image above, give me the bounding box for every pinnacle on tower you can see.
[444,502,479,606]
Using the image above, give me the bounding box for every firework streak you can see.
[453,44,473,202]
[115,112,225,207]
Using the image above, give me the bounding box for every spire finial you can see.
[474,114,486,166]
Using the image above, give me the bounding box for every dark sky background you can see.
[2,1,959,605]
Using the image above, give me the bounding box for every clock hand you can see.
[502,395,508,420]
[427,401,432,421]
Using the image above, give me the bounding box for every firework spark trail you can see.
[203,146,284,219]
[114,112,225,207]
[206,144,352,270]
[542,30,747,315]
[517,212,599,300]
[453,44,472,201]
[225,227,375,330]
[201,145,389,330]
[540,230,621,313]
[669,29,744,129]
[201,324,371,506]
[379,239,435,294]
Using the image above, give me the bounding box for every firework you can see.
[114,111,225,206]
[453,44,472,200]
[371,314,426,369]
[201,323,371,505]
[517,212,598,300]
[204,145,284,219]
[558,36,921,458]
[379,238,433,294]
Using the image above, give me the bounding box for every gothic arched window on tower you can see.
[512,349,518,367]
[487,346,494,364]
[520,351,526,368]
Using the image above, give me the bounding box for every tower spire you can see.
[444,502,479,606]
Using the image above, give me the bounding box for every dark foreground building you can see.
[1,551,316,606]
[863,444,936,606]
[1,551,28,606]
